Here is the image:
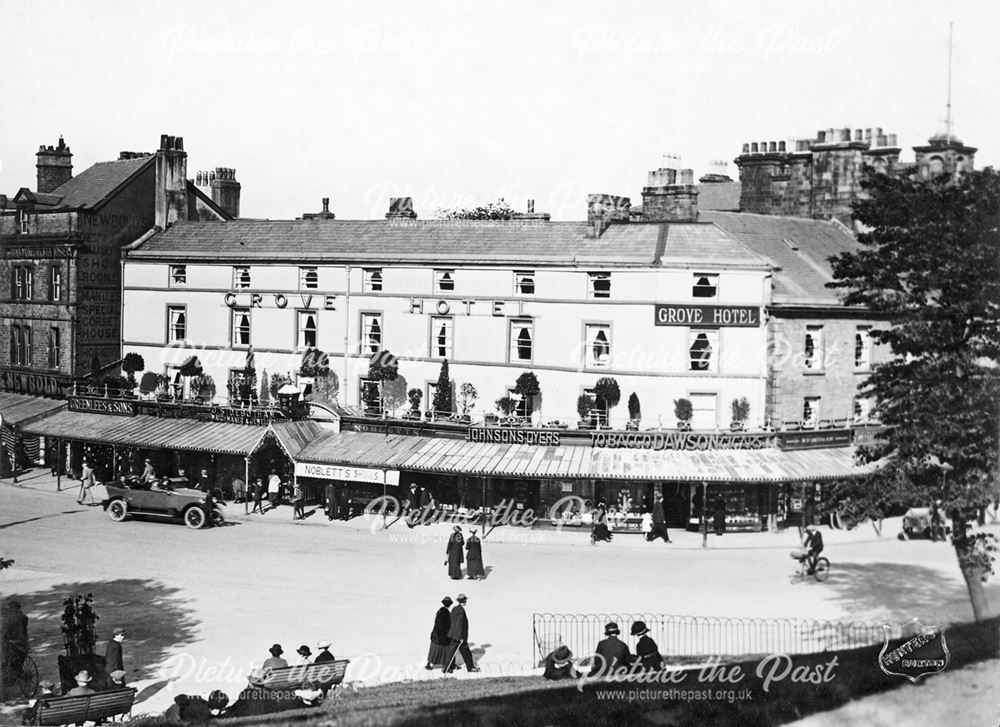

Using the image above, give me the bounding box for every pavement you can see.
[2,468,999,724]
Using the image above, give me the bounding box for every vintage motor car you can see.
[102,479,224,529]
[898,506,950,540]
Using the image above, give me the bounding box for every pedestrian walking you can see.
[712,494,727,536]
[324,482,338,521]
[444,594,479,673]
[426,596,452,670]
[105,627,127,682]
[630,621,662,671]
[445,526,464,580]
[251,479,265,514]
[292,481,305,520]
[592,500,612,543]
[465,529,485,579]
[650,493,672,543]
[590,622,631,677]
[77,458,96,505]
[419,485,434,525]
[267,472,281,511]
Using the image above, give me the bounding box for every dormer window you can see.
[434,269,455,293]
[588,272,610,299]
[515,271,535,295]
[692,273,718,299]
[299,266,318,290]
[363,268,383,292]
[233,266,251,289]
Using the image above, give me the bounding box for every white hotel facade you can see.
[121,203,773,430]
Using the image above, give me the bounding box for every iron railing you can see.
[532,612,901,665]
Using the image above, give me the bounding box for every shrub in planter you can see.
[408,388,423,418]
[458,382,478,417]
[674,398,693,430]
[495,395,518,418]
[627,392,641,427]
[513,372,540,417]
[730,396,750,431]
[594,377,621,425]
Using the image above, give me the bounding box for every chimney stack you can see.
[385,197,417,220]
[586,194,631,237]
[640,166,698,223]
[210,167,241,218]
[36,136,73,193]
[301,197,336,220]
[155,134,188,230]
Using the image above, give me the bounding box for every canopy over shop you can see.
[0,392,67,476]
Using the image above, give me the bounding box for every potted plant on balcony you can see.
[513,372,540,421]
[367,350,399,417]
[407,388,423,420]
[382,374,408,419]
[121,352,144,389]
[674,397,693,431]
[431,360,453,419]
[495,395,518,421]
[730,397,750,431]
[457,382,478,423]
[627,392,641,430]
[577,393,596,430]
[594,377,620,430]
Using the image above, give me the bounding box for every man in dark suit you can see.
[105,627,126,682]
[324,483,339,521]
[314,640,336,663]
[444,594,479,673]
[651,493,672,543]
[590,622,631,677]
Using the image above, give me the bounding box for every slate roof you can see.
[702,211,862,306]
[45,156,154,210]
[128,218,769,269]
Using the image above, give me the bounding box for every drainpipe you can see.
[343,265,351,406]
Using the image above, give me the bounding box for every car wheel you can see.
[107,499,128,522]
[184,506,206,529]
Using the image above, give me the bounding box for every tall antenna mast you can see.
[946,21,953,141]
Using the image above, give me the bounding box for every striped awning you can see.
[295,430,874,483]
[22,410,270,456]
[0,393,67,427]
[270,419,331,459]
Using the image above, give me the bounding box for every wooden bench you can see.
[34,688,136,726]
[258,660,350,690]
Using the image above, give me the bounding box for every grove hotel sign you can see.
[654,304,761,327]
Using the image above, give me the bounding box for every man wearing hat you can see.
[262,644,288,671]
[108,670,127,689]
[294,645,313,666]
[314,640,336,663]
[444,594,479,673]
[105,627,126,683]
[67,670,96,696]
[445,526,465,580]
[465,529,485,579]
[77,458,96,505]
[802,523,824,574]
[543,645,577,680]
[20,679,56,725]
[590,622,631,677]
[630,621,662,671]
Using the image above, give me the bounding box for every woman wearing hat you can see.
[630,621,663,671]
[294,645,313,666]
[542,645,578,680]
[445,526,465,580]
[425,596,453,669]
[465,529,485,580]
[262,644,288,670]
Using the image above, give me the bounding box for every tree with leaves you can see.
[121,353,145,386]
[628,392,641,424]
[514,372,540,417]
[437,198,516,220]
[828,168,1000,621]
[432,359,452,415]
[458,383,479,417]
[382,375,409,417]
[594,377,621,425]
[367,350,399,415]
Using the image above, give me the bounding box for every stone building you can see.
[733,127,977,225]
[0,134,234,398]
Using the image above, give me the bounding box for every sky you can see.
[1,0,998,221]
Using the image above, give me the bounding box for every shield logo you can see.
[878,618,950,682]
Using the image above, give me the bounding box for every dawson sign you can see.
[654,304,761,328]
[591,430,774,451]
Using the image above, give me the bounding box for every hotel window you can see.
[360,377,381,411]
[509,319,534,362]
[804,326,823,370]
[692,273,718,299]
[430,316,453,359]
[233,266,251,289]
[299,266,318,290]
[588,271,611,299]
[515,270,535,295]
[167,306,187,342]
[434,269,455,293]
[361,312,383,354]
[690,393,718,430]
[170,265,187,286]
[585,324,611,368]
[49,265,63,301]
[12,265,32,300]
[297,310,318,349]
[10,324,31,367]
[48,327,60,369]
[18,210,29,234]
[803,397,821,427]
[363,268,383,292]
[231,308,251,346]
[854,327,872,369]
[688,329,718,372]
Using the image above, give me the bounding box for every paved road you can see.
[2,471,997,721]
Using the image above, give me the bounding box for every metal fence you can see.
[532,613,900,665]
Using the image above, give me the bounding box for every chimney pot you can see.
[855,129,863,141]
[751,142,759,153]
[778,141,786,152]
[816,131,826,143]
[887,133,898,146]
[742,143,750,153]
[527,199,535,214]
[322,197,330,213]
[679,169,694,185]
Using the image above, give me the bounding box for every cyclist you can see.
[801,523,824,574]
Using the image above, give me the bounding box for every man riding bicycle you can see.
[800,523,824,574]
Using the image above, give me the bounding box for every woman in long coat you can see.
[426,597,453,669]
[465,529,485,579]
[592,500,612,543]
[445,526,464,579]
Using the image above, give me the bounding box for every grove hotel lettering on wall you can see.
[654,304,761,327]
[221,294,528,316]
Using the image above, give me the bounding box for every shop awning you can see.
[0,393,67,427]
[295,430,874,482]
[270,420,331,459]
[22,410,270,456]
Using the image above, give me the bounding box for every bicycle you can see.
[789,550,830,583]
[2,649,39,700]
